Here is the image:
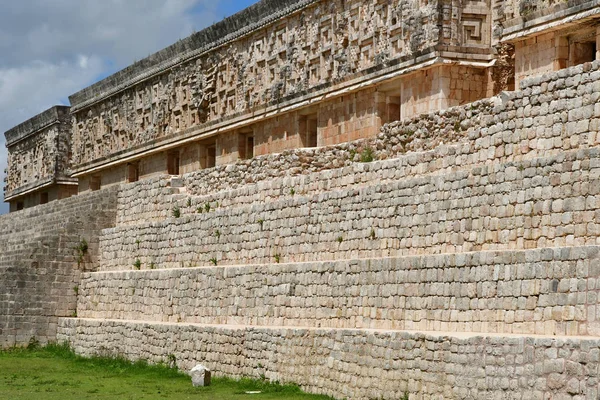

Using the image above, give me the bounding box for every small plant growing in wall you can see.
[133,259,142,270]
[215,230,221,239]
[136,239,141,249]
[360,147,375,163]
[348,149,357,161]
[274,253,281,264]
[370,228,376,240]
[258,219,265,229]
[149,261,156,270]
[74,239,89,266]
[196,206,203,214]
[73,286,79,295]
[209,257,218,266]
[454,121,461,132]
[168,354,177,369]
[204,203,211,213]
[172,206,181,218]
[186,198,192,207]
[290,188,296,196]
[337,236,344,244]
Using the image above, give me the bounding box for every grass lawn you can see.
[0,343,334,400]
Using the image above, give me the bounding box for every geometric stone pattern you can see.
[4,106,74,201]
[69,0,489,170]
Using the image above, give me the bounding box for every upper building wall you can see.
[69,0,493,174]
[4,106,76,203]
[494,0,600,41]
[493,0,600,85]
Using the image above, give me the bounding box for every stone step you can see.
[114,142,474,226]
[57,317,600,400]
[80,246,600,337]
[100,146,600,271]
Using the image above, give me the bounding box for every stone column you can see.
[554,36,569,70]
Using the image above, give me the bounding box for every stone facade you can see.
[4,106,78,212]
[4,1,600,400]
[68,0,497,191]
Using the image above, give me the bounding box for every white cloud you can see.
[0,0,222,213]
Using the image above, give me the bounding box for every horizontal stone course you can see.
[58,318,600,400]
[101,147,600,270]
[79,247,600,337]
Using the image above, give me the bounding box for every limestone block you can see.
[191,364,211,387]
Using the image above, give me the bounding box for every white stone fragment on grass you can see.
[191,364,211,387]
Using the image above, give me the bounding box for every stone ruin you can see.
[3,0,600,398]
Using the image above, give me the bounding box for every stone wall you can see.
[58,319,600,400]
[0,187,119,347]
[80,246,600,337]
[55,58,600,400]
[160,59,600,201]
[100,145,600,269]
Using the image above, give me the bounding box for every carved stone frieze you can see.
[70,0,492,169]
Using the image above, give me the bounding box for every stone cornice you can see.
[5,106,70,147]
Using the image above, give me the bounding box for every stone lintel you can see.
[4,178,78,203]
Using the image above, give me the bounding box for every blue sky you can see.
[0,0,260,214]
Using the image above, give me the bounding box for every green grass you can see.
[0,343,335,400]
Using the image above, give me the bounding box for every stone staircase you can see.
[58,62,600,399]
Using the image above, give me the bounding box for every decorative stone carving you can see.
[69,0,492,169]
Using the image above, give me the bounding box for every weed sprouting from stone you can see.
[454,121,461,132]
[172,206,181,218]
[258,219,264,229]
[149,262,156,270]
[274,254,281,263]
[290,188,296,196]
[360,147,375,163]
[215,230,221,239]
[205,203,211,213]
[168,354,177,369]
[337,236,344,243]
[370,228,376,240]
[133,259,141,270]
[348,149,357,160]
[27,337,40,350]
[209,257,218,266]
[186,198,192,207]
[74,239,89,266]
[73,286,79,295]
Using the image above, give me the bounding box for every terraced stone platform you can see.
[58,62,600,399]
